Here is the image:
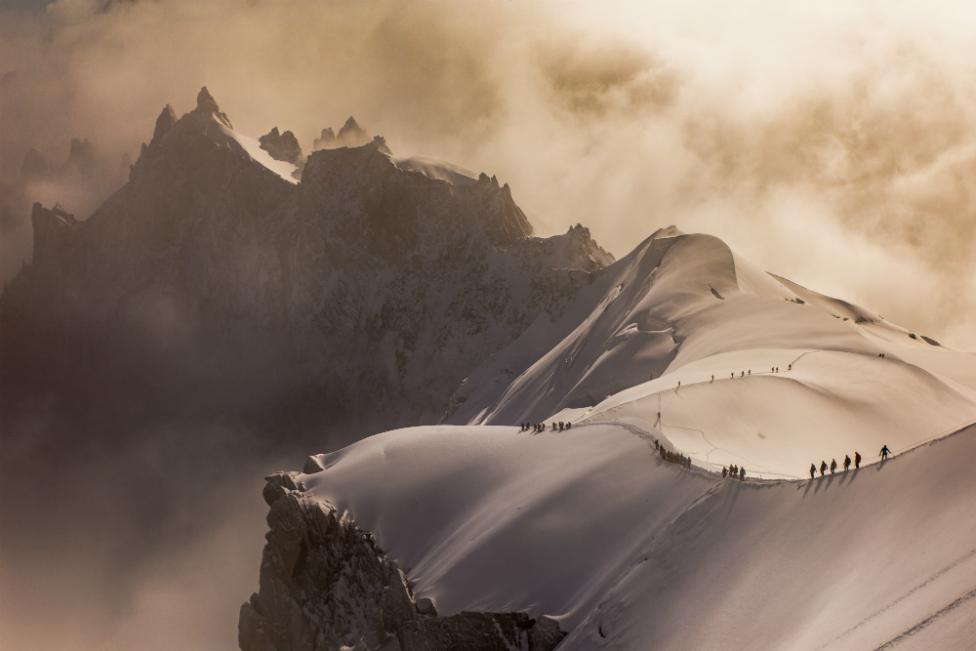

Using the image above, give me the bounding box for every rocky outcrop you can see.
[151,105,177,146]
[259,127,304,165]
[313,117,370,150]
[338,116,369,147]
[312,127,336,151]
[240,473,565,651]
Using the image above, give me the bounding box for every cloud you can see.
[0,0,973,351]
[3,3,976,649]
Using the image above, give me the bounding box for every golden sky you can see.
[2,0,975,347]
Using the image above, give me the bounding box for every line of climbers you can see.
[653,439,691,469]
[706,363,793,384]
[519,421,573,433]
[808,445,890,478]
[721,464,746,480]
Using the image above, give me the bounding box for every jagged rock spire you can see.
[194,86,233,128]
[337,116,369,147]
[258,126,303,165]
[313,127,336,151]
[151,104,177,145]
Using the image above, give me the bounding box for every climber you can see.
[854,451,861,469]
[880,444,891,461]
[819,461,827,477]
[830,459,838,474]
[843,454,851,471]
[809,463,816,479]
[739,467,745,480]
[722,466,728,478]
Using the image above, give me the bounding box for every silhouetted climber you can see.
[880,444,891,461]
[731,372,735,379]
[809,463,816,479]
[747,370,751,375]
[567,422,572,430]
[711,374,715,383]
[740,371,745,378]
[788,363,792,371]
[854,451,861,469]
[830,459,838,474]
[843,455,851,471]
[722,466,728,478]
[739,467,745,480]
[731,464,738,478]
[820,461,827,477]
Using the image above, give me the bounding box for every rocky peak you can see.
[151,104,177,146]
[258,126,303,165]
[337,116,369,147]
[312,127,335,151]
[193,86,233,129]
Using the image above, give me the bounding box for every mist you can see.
[2,1,976,650]
[2,0,975,346]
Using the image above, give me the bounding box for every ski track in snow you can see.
[874,584,976,650]
[827,546,976,648]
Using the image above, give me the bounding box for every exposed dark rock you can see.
[259,127,303,165]
[337,116,369,147]
[240,477,566,651]
[312,127,335,151]
[151,104,178,146]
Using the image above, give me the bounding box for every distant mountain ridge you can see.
[0,87,612,440]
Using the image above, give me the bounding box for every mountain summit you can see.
[1,88,611,437]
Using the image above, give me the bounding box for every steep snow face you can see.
[299,425,716,628]
[232,130,299,184]
[449,228,976,478]
[296,422,976,650]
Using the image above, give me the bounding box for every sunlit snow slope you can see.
[288,227,976,649]
[449,227,976,478]
[300,422,976,650]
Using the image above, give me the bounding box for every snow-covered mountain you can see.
[0,87,611,439]
[245,229,976,649]
[4,87,975,651]
[448,226,976,477]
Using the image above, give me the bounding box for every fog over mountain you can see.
[1,0,975,346]
[1,3,975,651]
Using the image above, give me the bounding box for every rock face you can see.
[240,473,566,651]
[312,127,336,151]
[259,127,304,165]
[313,116,370,150]
[0,88,612,439]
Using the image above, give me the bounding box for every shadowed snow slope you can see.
[300,422,976,650]
[447,227,976,478]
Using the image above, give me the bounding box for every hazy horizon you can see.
[2,1,976,349]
